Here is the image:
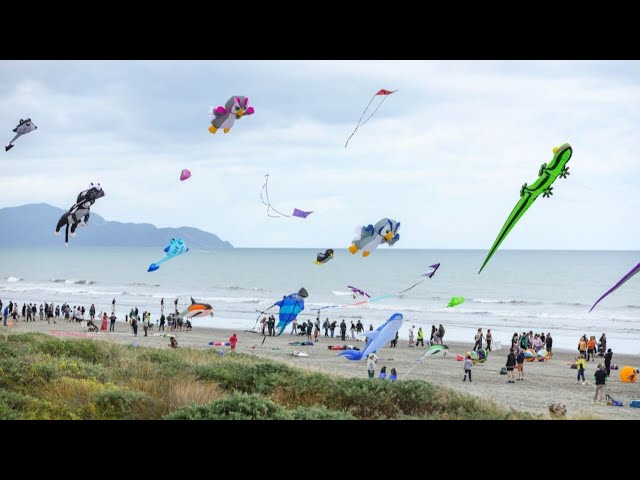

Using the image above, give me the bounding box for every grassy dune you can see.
[0,332,535,420]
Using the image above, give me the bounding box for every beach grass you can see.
[0,332,536,420]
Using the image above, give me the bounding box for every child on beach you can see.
[408,326,415,348]
[506,348,516,383]
[516,349,525,380]
[576,354,586,384]
[379,366,387,379]
[169,337,178,348]
[463,355,473,382]
[229,333,238,351]
[389,368,397,381]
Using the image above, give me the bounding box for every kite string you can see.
[261,175,291,218]
[344,93,376,148]
[359,94,389,128]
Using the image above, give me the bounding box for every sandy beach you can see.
[6,319,640,419]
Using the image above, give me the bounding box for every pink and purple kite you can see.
[180,169,191,181]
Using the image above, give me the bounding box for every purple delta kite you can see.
[292,208,313,218]
[590,261,640,312]
[422,263,441,278]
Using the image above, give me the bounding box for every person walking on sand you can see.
[592,364,607,404]
[430,325,437,344]
[587,336,596,362]
[408,325,415,347]
[109,313,116,332]
[159,314,165,332]
[323,318,330,337]
[367,353,377,378]
[516,348,525,381]
[437,324,445,344]
[330,320,336,338]
[486,329,493,351]
[576,354,586,385]
[474,328,484,351]
[545,332,553,357]
[506,348,516,383]
[229,333,238,351]
[463,355,473,382]
[604,348,613,377]
[416,327,425,347]
[350,321,357,340]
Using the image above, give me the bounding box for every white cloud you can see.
[0,60,639,249]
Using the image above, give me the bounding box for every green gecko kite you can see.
[478,144,573,274]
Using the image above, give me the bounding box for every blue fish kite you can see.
[338,312,403,360]
[273,287,308,335]
[147,238,189,272]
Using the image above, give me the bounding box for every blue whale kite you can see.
[148,238,189,272]
[338,312,403,360]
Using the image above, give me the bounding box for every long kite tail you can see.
[260,174,290,218]
[65,224,69,244]
[344,92,394,148]
[590,262,640,312]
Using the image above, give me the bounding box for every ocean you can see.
[1,248,639,354]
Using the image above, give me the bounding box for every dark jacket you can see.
[594,369,607,385]
[604,351,613,364]
[506,352,516,367]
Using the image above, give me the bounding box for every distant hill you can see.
[0,203,233,248]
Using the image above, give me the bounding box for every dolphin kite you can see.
[180,297,213,318]
[478,144,573,274]
[338,312,403,360]
[147,238,189,272]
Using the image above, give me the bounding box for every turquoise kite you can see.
[148,238,189,272]
[478,144,573,274]
[447,296,464,308]
[273,288,308,335]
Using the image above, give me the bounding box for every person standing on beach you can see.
[330,321,336,338]
[229,333,238,351]
[604,349,613,376]
[578,336,587,358]
[131,315,138,336]
[438,324,445,344]
[506,348,516,383]
[100,312,108,331]
[474,328,484,351]
[350,321,357,340]
[516,349,525,381]
[545,333,553,357]
[408,326,415,347]
[486,329,493,351]
[159,314,165,332]
[430,325,437,344]
[143,315,149,337]
[3,305,8,326]
[90,304,96,321]
[593,364,607,404]
[463,355,473,382]
[598,333,607,355]
[587,336,596,362]
[576,354,586,385]
[109,313,116,332]
[389,368,397,381]
[340,320,347,341]
[366,353,377,378]
[390,331,399,348]
[416,327,425,347]
[323,318,330,337]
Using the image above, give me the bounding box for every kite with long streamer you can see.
[345,89,397,148]
[590,262,640,312]
[478,144,573,274]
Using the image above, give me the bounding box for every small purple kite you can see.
[348,285,371,298]
[590,261,640,312]
[180,169,191,181]
[292,208,313,218]
[422,263,441,278]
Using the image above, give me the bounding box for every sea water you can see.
[1,248,639,354]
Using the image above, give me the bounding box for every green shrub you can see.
[36,338,103,364]
[288,406,355,420]
[93,389,155,420]
[165,393,288,420]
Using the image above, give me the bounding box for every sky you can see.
[0,60,639,249]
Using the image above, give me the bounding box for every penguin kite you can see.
[208,96,255,134]
[348,218,400,257]
[314,249,334,265]
[6,118,37,151]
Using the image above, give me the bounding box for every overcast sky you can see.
[1,60,639,249]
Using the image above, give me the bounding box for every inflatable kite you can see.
[180,297,213,318]
[5,118,37,151]
[147,238,189,272]
[180,169,191,181]
[590,261,640,312]
[349,218,400,257]
[447,296,464,308]
[478,144,573,274]
[260,174,311,219]
[208,96,254,134]
[620,366,638,383]
[338,312,403,360]
[417,344,449,362]
[345,89,397,148]
[315,249,334,265]
[54,183,105,245]
[268,287,308,336]
[460,349,488,364]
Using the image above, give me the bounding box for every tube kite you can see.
[338,313,403,360]
[180,297,213,318]
[54,183,105,245]
[349,218,400,257]
[447,296,464,308]
[590,262,640,312]
[5,118,37,151]
[478,144,573,274]
[180,169,191,181]
[345,89,397,148]
[208,96,254,134]
[147,238,189,272]
[314,249,334,265]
